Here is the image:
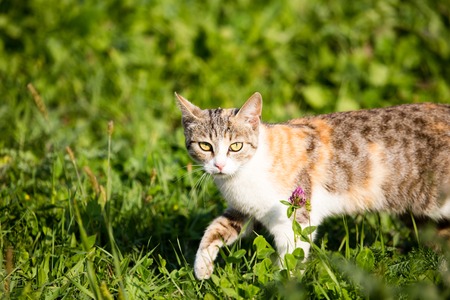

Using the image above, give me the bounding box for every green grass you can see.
[1,0,450,298]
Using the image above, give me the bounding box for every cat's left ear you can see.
[235,92,262,130]
[175,92,203,121]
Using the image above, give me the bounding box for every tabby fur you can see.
[176,92,450,280]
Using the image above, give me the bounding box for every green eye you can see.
[229,142,243,152]
[199,142,212,152]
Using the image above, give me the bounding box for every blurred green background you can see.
[1,0,450,298]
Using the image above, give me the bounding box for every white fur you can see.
[309,186,347,222]
[204,139,239,175]
[214,129,288,221]
[212,128,318,264]
[427,198,450,220]
[195,242,220,279]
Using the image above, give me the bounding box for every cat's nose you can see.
[214,162,226,172]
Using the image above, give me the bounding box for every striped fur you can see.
[176,92,450,280]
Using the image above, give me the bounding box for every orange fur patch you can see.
[353,142,386,209]
[311,119,332,146]
[310,119,332,186]
[265,125,309,191]
[264,119,334,194]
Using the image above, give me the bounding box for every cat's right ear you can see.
[235,92,262,130]
[175,92,203,121]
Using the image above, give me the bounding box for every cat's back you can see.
[323,103,449,159]
[284,103,450,217]
[290,103,449,135]
[323,102,448,133]
[288,103,450,153]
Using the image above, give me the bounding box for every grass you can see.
[1,0,450,298]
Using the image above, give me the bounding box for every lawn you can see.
[1,0,450,299]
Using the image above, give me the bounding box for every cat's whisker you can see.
[197,173,211,190]
[189,172,212,203]
[191,174,204,192]
[175,166,205,182]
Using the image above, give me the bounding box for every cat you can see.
[176,92,450,280]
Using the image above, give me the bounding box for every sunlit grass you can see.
[1,0,450,298]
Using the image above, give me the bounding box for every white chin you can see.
[207,169,235,177]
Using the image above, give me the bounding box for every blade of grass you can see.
[66,147,101,299]
[377,213,386,255]
[410,212,420,244]
[65,273,96,299]
[104,120,127,300]
[72,200,102,300]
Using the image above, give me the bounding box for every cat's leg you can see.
[194,208,251,280]
[271,220,317,267]
[269,206,322,268]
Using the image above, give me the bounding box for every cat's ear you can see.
[235,92,262,129]
[175,92,203,121]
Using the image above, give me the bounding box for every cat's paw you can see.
[194,250,214,280]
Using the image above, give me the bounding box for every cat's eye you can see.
[198,142,213,152]
[229,142,243,152]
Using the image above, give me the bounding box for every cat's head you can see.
[176,92,262,177]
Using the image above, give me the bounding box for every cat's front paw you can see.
[194,250,214,280]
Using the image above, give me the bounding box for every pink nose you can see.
[215,162,225,172]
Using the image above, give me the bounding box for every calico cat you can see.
[176,92,450,280]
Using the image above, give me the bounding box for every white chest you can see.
[213,141,289,225]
